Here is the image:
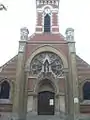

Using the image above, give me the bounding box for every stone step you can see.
[0,112,90,120]
[26,112,66,120]
[27,115,64,120]
[26,112,90,120]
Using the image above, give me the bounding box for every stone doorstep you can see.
[0,112,90,120]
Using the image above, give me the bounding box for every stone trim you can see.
[52,26,59,28]
[25,45,68,71]
[36,26,42,28]
[34,77,58,93]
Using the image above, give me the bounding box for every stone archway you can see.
[37,79,55,115]
[26,48,68,115]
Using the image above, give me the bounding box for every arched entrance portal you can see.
[38,91,55,115]
[37,79,55,115]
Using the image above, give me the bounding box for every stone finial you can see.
[65,28,74,41]
[20,27,29,41]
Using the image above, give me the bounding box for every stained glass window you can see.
[30,52,63,76]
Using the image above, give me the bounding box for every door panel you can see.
[38,91,55,115]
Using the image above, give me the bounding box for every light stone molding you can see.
[36,26,42,28]
[68,43,75,53]
[36,0,59,7]
[25,45,68,71]
[37,6,58,11]
[19,45,24,52]
[34,77,58,94]
[39,5,53,10]
[52,26,59,28]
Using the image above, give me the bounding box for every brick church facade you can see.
[0,0,90,119]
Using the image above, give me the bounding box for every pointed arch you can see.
[44,14,51,32]
[36,79,56,93]
[83,81,90,100]
[0,81,10,99]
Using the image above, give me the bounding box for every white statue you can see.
[44,60,49,73]
[65,28,74,41]
[20,27,29,40]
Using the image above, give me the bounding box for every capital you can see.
[65,28,74,41]
[20,27,29,41]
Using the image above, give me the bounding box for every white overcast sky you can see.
[0,0,90,66]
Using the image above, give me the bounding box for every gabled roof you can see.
[0,55,18,80]
[0,54,90,81]
[0,55,17,71]
[76,55,90,76]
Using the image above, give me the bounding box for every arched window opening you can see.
[44,14,51,32]
[83,81,90,100]
[0,81,10,99]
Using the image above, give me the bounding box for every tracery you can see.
[30,52,63,76]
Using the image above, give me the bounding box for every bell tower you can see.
[36,0,59,34]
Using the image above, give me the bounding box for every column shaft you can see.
[13,43,26,120]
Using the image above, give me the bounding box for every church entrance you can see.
[38,91,55,115]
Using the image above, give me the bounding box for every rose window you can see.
[30,52,63,76]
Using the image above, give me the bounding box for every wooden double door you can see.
[38,91,55,115]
